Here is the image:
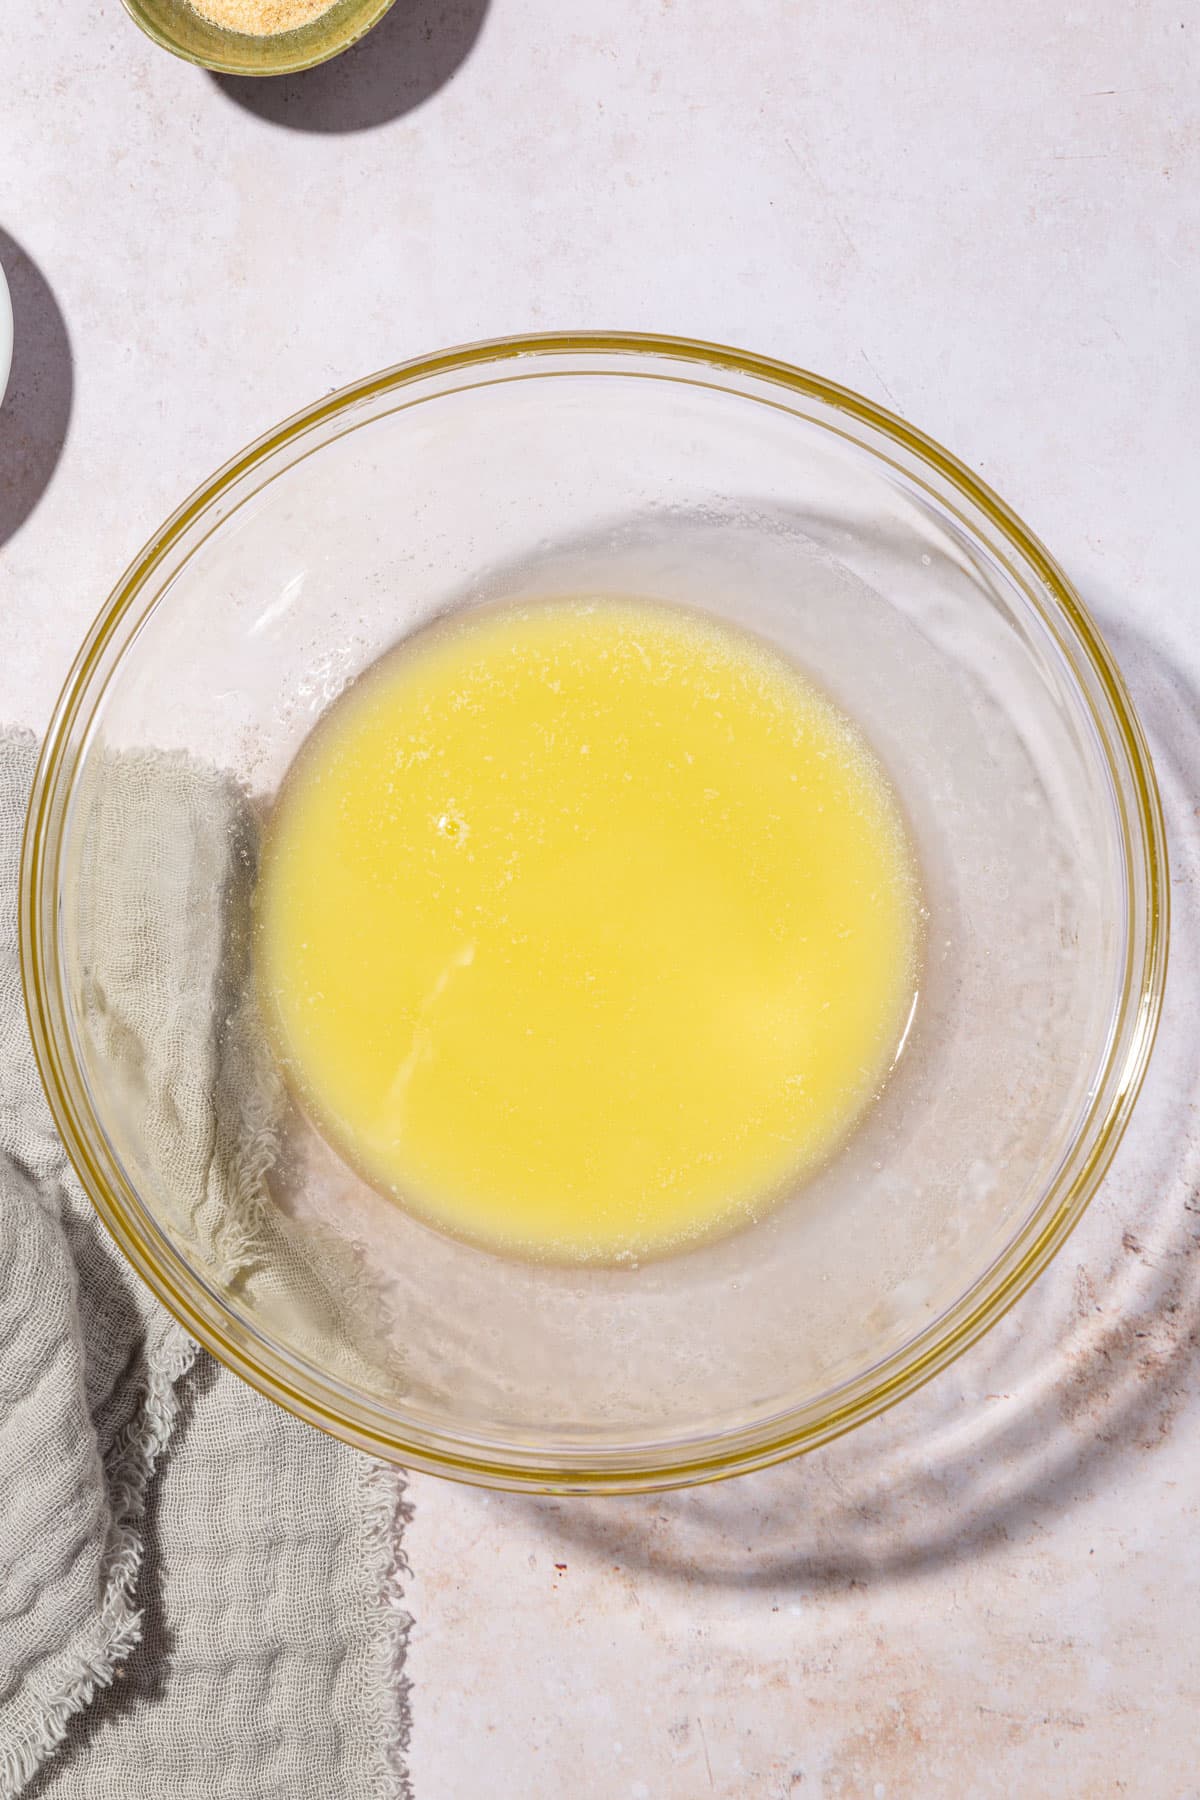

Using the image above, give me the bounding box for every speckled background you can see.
[3,2,1198,1794]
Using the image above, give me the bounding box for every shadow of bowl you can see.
[210,0,489,131]
[0,229,73,550]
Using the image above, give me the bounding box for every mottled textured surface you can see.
[2,0,1198,1793]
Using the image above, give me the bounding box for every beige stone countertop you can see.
[3,2,1198,1793]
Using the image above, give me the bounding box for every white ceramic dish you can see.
[0,258,13,405]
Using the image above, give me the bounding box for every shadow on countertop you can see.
[0,229,72,550]
[516,607,1198,1596]
[211,0,490,133]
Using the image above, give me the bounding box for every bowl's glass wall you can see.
[37,345,1156,1484]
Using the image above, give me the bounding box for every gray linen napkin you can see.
[0,732,411,1800]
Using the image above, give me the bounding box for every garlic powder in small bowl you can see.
[121,0,397,75]
[192,0,339,30]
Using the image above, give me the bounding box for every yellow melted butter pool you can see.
[257,598,921,1262]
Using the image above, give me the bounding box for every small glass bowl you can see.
[21,334,1167,1491]
[121,0,397,76]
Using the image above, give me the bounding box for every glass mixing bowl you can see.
[21,335,1167,1492]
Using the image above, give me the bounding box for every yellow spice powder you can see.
[189,0,339,34]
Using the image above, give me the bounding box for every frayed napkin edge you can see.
[0,1327,197,1800]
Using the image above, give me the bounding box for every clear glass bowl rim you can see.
[20,332,1170,1493]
